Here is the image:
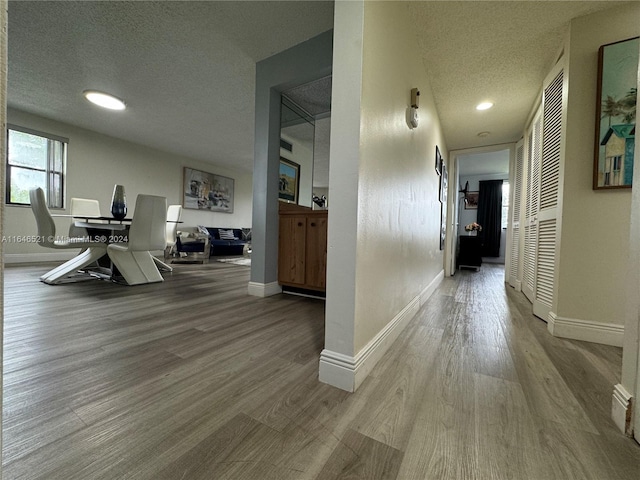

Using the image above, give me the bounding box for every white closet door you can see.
[508,139,524,290]
[522,111,542,303]
[533,59,566,321]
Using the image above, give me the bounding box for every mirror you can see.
[280,97,315,208]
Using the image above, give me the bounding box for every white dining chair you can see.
[68,197,102,240]
[153,204,182,272]
[107,194,167,285]
[29,188,108,284]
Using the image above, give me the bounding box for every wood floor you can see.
[3,261,639,479]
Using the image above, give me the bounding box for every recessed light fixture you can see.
[477,131,491,138]
[476,102,494,111]
[83,90,126,110]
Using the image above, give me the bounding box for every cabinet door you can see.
[278,215,306,285]
[305,216,328,289]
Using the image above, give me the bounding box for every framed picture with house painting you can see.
[593,36,638,190]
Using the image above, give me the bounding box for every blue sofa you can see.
[198,227,249,256]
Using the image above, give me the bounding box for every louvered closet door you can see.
[533,60,565,321]
[522,111,542,303]
[508,139,525,290]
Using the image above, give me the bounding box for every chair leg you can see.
[40,246,108,285]
[153,256,173,272]
[107,249,164,285]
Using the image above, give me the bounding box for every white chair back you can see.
[128,195,167,251]
[165,205,182,247]
[29,188,56,246]
[70,198,101,217]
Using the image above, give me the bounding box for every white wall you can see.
[5,108,252,259]
[556,5,639,326]
[321,0,446,391]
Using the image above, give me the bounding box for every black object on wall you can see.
[477,179,503,257]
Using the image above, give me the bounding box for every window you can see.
[613,155,622,171]
[501,181,509,229]
[6,126,67,208]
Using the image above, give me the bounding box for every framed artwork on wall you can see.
[464,191,479,209]
[183,167,234,213]
[440,201,446,250]
[593,36,638,190]
[279,157,300,203]
[439,161,448,204]
[435,146,442,176]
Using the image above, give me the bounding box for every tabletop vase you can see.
[111,184,127,220]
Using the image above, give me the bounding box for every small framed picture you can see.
[435,146,442,176]
[279,157,300,203]
[439,162,448,204]
[465,191,479,209]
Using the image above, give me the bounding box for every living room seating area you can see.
[197,226,251,256]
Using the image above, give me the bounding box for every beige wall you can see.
[556,4,640,324]
[5,109,252,258]
[350,1,445,352]
[322,1,446,390]
[352,1,446,351]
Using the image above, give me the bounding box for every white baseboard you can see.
[4,252,77,264]
[547,312,624,347]
[247,281,282,297]
[612,383,633,435]
[319,270,444,392]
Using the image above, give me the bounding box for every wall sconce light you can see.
[409,88,420,128]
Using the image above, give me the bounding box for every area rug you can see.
[216,257,251,266]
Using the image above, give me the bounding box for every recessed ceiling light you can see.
[83,90,126,110]
[476,102,494,111]
[477,131,491,138]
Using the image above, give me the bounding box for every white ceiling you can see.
[458,149,510,177]
[7,1,633,176]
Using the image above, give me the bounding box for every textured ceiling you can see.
[7,0,635,176]
[7,0,335,173]
[408,0,633,152]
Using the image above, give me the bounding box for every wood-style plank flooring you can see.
[3,261,640,479]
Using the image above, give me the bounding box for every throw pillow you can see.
[218,228,236,240]
[197,225,210,236]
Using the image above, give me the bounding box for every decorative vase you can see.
[110,184,127,220]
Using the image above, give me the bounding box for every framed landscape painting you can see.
[183,167,234,213]
[593,36,638,190]
[279,157,300,203]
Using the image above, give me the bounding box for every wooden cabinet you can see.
[278,204,327,292]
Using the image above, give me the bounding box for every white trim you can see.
[420,270,444,304]
[612,383,633,435]
[512,279,522,292]
[319,271,444,392]
[3,252,77,264]
[247,281,282,297]
[547,312,624,347]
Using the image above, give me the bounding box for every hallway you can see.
[3,262,639,479]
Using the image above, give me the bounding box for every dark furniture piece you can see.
[201,227,249,256]
[458,235,482,271]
